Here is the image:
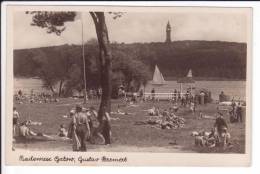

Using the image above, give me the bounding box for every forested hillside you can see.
[14,40,247,80]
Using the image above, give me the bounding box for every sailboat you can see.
[187,69,192,78]
[151,65,166,85]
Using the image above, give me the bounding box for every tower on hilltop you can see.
[166,21,172,43]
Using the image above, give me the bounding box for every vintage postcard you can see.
[3,4,252,166]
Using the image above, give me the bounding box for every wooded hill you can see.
[14,40,247,80]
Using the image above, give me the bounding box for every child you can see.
[57,124,68,137]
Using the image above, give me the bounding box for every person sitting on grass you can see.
[198,111,203,119]
[155,107,160,116]
[116,105,125,114]
[19,121,32,137]
[18,121,54,140]
[168,107,176,118]
[57,124,68,137]
[172,104,179,113]
[148,106,156,116]
[161,110,172,129]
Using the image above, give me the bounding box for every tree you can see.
[27,11,123,136]
[111,49,150,91]
[88,12,112,121]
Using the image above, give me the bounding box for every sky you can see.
[13,11,248,49]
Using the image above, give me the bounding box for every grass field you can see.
[13,98,245,153]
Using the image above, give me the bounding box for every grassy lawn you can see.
[13,98,245,153]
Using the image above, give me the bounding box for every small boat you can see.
[151,65,166,85]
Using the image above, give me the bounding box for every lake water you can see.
[14,78,246,100]
[14,78,52,95]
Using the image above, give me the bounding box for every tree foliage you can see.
[26,11,76,35]
[14,40,246,84]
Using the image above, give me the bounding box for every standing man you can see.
[151,88,155,101]
[101,111,112,145]
[236,102,243,122]
[231,99,236,116]
[213,112,230,147]
[173,89,177,102]
[71,104,90,151]
[13,107,20,136]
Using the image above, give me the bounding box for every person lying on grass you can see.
[111,105,134,115]
[17,121,54,140]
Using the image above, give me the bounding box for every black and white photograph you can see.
[3,5,252,166]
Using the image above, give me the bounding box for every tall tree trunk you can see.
[90,12,112,122]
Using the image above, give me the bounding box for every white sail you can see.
[152,65,165,85]
[160,72,165,82]
[187,69,192,78]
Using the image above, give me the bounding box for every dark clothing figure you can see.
[214,115,231,147]
[173,89,177,101]
[214,116,228,134]
[139,89,143,98]
[181,97,185,106]
[151,88,155,101]
[18,90,22,96]
[102,120,111,145]
[75,125,88,151]
[236,104,243,122]
[71,105,90,151]
[231,100,236,115]
[178,92,181,102]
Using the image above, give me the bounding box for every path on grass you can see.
[14,140,191,153]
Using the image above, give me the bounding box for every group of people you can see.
[148,105,179,117]
[13,107,52,142]
[68,105,112,151]
[14,89,60,104]
[146,106,185,129]
[87,88,102,100]
[193,112,231,148]
[230,99,243,123]
[149,88,195,104]
[13,104,112,152]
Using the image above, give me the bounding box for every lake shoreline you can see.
[15,76,247,82]
[164,77,246,81]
